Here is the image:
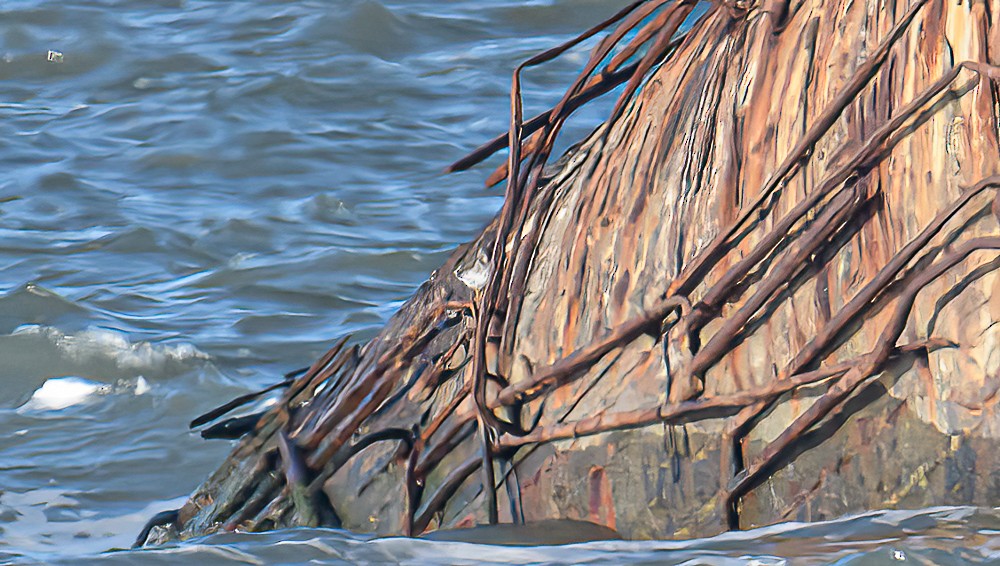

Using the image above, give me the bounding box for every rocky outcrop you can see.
[156,0,1000,544]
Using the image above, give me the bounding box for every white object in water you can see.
[19,377,109,412]
[134,376,151,395]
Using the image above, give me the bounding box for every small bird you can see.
[455,249,491,291]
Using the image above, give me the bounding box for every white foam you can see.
[17,375,154,413]
[18,376,109,412]
[134,375,151,395]
[12,325,209,370]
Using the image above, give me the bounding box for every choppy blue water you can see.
[1,0,997,563]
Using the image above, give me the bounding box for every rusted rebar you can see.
[172,1,1000,542]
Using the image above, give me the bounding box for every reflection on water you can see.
[1,0,997,563]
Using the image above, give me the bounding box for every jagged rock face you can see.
[173,0,1000,542]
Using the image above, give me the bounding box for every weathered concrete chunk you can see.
[162,0,1000,544]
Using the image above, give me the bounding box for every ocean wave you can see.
[12,325,209,370]
[0,325,213,406]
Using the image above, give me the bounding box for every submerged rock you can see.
[418,519,620,546]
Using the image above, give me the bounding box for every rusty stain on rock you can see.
[144,0,1000,547]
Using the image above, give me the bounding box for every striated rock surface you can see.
[160,0,1000,543]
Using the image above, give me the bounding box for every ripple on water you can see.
[0,284,92,335]
[6,507,993,565]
